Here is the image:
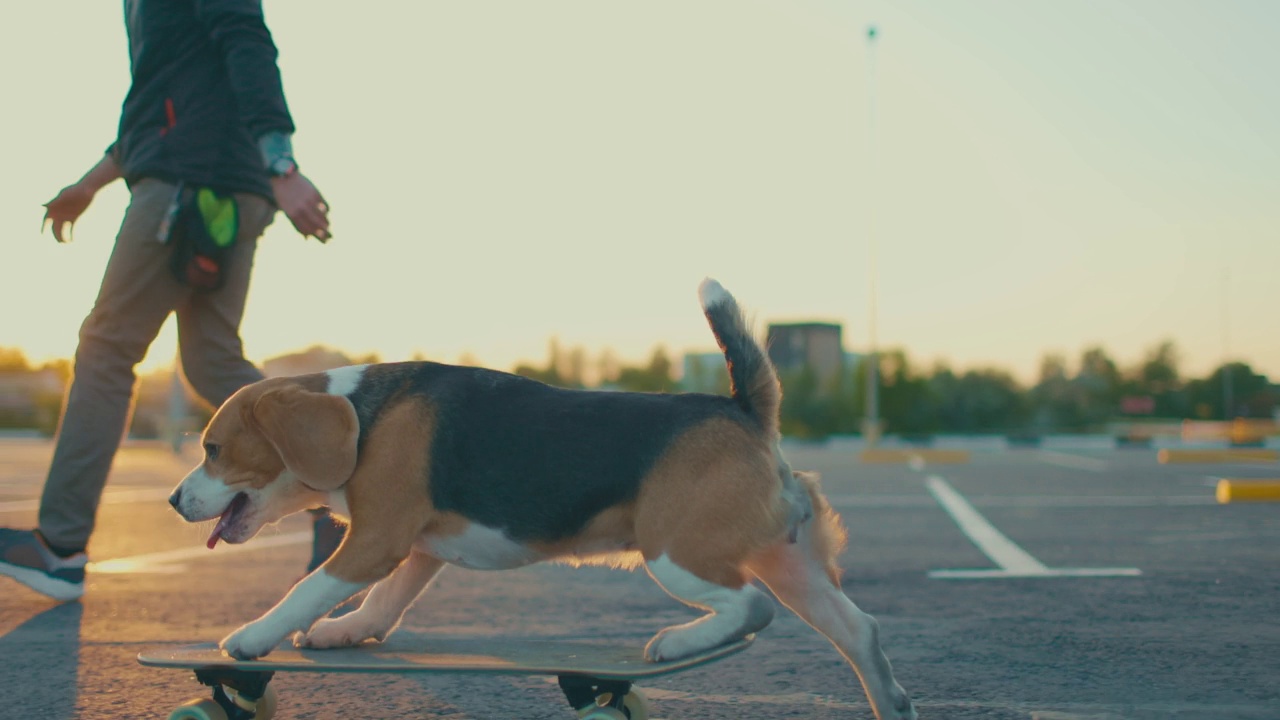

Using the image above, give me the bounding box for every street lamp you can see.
[1222,268,1233,420]
[862,23,882,446]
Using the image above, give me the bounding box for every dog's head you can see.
[169,377,359,548]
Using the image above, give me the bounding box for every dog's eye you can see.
[204,443,221,462]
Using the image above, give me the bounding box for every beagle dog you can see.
[169,279,917,720]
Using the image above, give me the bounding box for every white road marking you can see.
[1145,530,1261,545]
[0,483,313,574]
[925,476,1047,574]
[0,488,171,514]
[925,475,1141,579]
[826,494,1215,508]
[929,567,1142,579]
[88,531,311,574]
[1038,450,1107,472]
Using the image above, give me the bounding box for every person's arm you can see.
[42,150,123,243]
[195,0,293,140]
[260,131,332,242]
[196,0,331,241]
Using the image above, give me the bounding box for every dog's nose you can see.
[168,489,182,510]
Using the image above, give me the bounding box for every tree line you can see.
[2,339,1275,440]
[510,339,1277,439]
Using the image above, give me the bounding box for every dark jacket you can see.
[109,0,295,199]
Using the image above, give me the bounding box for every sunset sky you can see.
[2,1,1276,385]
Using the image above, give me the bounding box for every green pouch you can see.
[168,185,240,291]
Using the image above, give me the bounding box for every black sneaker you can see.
[0,528,87,601]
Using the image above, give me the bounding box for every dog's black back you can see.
[345,362,751,541]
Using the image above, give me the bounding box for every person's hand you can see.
[271,172,331,242]
[42,182,97,243]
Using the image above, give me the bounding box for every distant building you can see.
[685,324,862,397]
[0,369,65,432]
[263,346,358,378]
[681,352,729,394]
[766,322,845,386]
[843,351,864,375]
[0,369,64,409]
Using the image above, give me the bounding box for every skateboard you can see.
[138,631,755,720]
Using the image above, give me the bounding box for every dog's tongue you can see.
[207,494,246,549]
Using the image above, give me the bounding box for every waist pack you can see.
[159,183,240,291]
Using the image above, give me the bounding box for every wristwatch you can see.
[269,156,298,178]
[259,130,299,178]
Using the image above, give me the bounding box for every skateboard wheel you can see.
[620,690,650,720]
[224,676,276,717]
[167,698,228,720]
[249,684,278,720]
[226,683,278,720]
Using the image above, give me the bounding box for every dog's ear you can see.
[252,385,359,491]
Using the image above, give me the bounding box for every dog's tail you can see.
[698,278,781,438]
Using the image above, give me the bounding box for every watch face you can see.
[271,157,297,176]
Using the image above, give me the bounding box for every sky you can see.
[1,1,1277,385]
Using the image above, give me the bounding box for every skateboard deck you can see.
[139,631,754,719]
[138,631,754,679]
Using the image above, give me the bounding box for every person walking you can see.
[0,0,344,601]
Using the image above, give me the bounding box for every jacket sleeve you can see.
[195,0,296,144]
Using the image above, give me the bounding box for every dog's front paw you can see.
[644,626,701,663]
[220,620,287,660]
[295,614,386,650]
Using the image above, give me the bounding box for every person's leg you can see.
[38,179,189,553]
[174,192,274,405]
[1,180,188,600]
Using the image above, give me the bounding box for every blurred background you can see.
[2,0,1277,446]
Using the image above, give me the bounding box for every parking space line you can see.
[0,488,171,514]
[925,475,1141,579]
[1037,451,1107,473]
[827,494,1213,508]
[982,495,1212,507]
[87,531,311,574]
[925,476,1047,574]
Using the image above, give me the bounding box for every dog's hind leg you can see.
[297,550,446,649]
[746,477,916,720]
[642,555,775,662]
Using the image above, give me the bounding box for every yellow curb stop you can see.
[1158,448,1278,464]
[1216,479,1280,504]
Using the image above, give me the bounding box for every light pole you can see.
[862,24,882,446]
[1222,268,1233,420]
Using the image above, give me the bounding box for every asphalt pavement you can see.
[1,438,1278,719]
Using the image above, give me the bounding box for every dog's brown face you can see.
[168,377,359,548]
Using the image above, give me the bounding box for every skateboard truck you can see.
[167,667,278,720]
[559,675,650,719]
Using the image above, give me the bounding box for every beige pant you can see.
[39,179,275,550]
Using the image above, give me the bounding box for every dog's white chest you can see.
[415,523,541,570]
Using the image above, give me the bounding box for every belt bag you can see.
[161,183,240,292]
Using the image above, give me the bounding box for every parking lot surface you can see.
[2,438,1277,719]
